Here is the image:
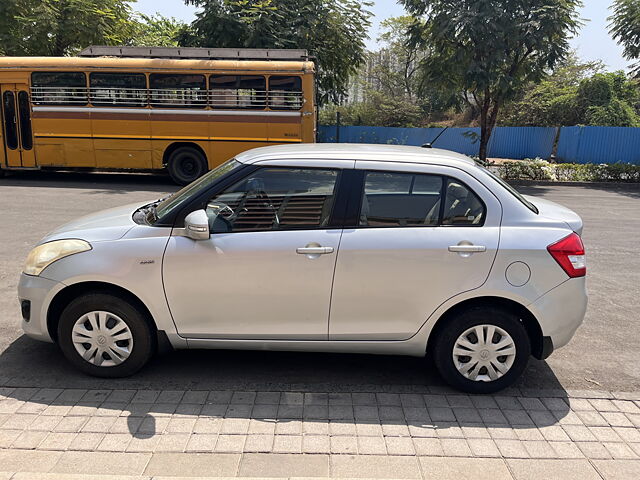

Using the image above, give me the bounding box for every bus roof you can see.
[79,46,310,61]
[0,56,314,73]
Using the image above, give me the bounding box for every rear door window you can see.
[360,171,443,227]
[359,171,486,227]
[441,178,486,225]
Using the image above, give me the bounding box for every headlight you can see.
[24,239,92,276]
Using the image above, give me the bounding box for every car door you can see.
[329,161,502,341]
[162,164,346,340]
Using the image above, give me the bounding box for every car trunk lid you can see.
[524,195,584,235]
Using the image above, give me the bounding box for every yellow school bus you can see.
[0,47,316,184]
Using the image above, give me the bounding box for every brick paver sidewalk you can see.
[1,386,640,478]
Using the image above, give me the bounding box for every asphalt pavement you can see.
[0,170,638,393]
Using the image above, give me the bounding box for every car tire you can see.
[432,306,531,394]
[57,292,156,378]
[167,146,208,185]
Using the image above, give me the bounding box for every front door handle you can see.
[296,246,334,255]
[448,244,486,253]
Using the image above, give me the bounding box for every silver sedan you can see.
[18,144,587,393]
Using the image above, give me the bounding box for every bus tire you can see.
[167,146,208,185]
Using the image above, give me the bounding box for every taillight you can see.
[547,233,586,278]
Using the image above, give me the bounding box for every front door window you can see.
[206,167,339,233]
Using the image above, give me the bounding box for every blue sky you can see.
[134,0,629,71]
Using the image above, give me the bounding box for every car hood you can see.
[523,195,583,235]
[41,201,152,244]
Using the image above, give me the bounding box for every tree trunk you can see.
[478,94,491,161]
[52,0,67,56]
[478,95,501,161]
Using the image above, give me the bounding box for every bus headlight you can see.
[24,239,92,276]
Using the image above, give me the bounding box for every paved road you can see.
[0,171,638,392]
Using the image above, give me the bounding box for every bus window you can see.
[268,76,303,110]
[31,72,87,105]
[210,75,266,109]
[90,73,147,107]
[18,91,33,150]
[149,74,206,108]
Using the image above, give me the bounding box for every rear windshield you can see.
[482,167,539,214]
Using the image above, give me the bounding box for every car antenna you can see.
[422,126,449,148]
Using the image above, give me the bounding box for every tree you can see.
[400,0,582,160]
[577,72,639,126]
[371,16,423,102]
[180,0,372,104]
[500,52,605,126]
[609,0,640,75]
[502,67,640,127]
[0,0,135,56]
[123,14,190,47]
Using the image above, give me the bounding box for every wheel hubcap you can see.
[71,311,133,367]
[452,324,516,382]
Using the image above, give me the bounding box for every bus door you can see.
[1,84,36,168]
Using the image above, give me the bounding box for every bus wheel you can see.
[167,147,208,185]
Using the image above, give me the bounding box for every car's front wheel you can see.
[57,292,155,377]
[433,306,531,394]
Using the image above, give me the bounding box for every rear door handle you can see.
[448,245,486,253]
[296,246,334,255]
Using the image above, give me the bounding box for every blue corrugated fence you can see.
[318,125,556,160]
[556,126,640,165]
[318,124,640,164]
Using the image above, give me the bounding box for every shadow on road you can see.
[0,334,570,439]
[0,170,178,194]
[514,182,640,200]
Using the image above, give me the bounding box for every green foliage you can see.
[0,0,185,55]
[494,159,555,181]
[585,98,639,126]
[400,0,583,159]
[502,66,640,127]
[319,91,424,127]
[494,159,640,182]
[370,16,423,101]
[124,14,190,47]
[0,0,135,56]
[609,0,640,74]
[319,15,459,128]
[182,0,372,104]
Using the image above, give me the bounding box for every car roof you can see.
[235,143,475,167]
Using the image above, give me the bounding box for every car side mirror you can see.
[184,210,210,241]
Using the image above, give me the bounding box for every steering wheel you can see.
[207,201,236,219]
[253,190,280,227]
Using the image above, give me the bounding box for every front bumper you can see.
[529,276,588,352]
[17,273,64,343]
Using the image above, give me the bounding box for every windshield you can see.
[481,166,539,214]
[154,159,243,220]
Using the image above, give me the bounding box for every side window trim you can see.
[351,169,487,229]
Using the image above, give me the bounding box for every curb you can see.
[510,179,640,188]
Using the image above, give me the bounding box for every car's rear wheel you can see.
[57,292,155,377]
[167,146,208,185]
[433,306,530,394]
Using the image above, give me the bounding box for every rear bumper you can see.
[18,273,62,343]
[529,277,587,353]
